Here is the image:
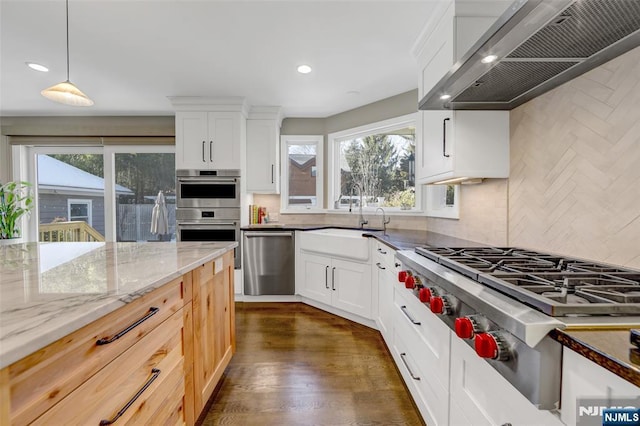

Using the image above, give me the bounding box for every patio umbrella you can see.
[150,191,169,240]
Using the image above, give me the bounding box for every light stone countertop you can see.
[0,241,237,369]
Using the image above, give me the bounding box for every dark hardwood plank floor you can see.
[199,302,425,426]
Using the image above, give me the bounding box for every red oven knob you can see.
[405,275,416,289]
[454,317,475,339]
[429,296,451,315]
[418,287,432,303]
[475,332,510,361]
[398,271,408,282]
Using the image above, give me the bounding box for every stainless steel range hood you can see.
[419,0,640,110]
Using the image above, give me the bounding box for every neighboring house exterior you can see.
[37,155,133,236]
[289,154,316,205]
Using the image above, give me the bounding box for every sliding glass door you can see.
[25,145,174,242]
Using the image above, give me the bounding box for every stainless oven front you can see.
[176,169,240,209]
[176,208,241,269]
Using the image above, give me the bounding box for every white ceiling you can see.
[0,0,436,118]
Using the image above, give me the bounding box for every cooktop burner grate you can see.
[415,246,640,316]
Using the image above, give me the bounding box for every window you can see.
[35,149,106,241]
[68,199,92,225]
[425,184,460,219]
[280,135,324,212]
[21,145,174,242]
[328,114,418,212]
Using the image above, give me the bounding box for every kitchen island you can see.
[0,241,237,425]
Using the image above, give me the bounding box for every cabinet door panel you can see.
[209,113,240,169]
[246,119,279,193]
[332,258,371,319]
[420,4,454,97]
[193,256,234,413]
[376,264,395,341]
[560,347,640,426]
[176,111,208,169]
[422,111,454,180]
[299,253,332,305]
[449,336,563,426]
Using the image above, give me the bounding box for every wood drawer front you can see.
[9,277,185,425]
[33,309,185,425]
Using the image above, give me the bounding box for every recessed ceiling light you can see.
[440,94,451,100]
[481,55,498,64]
[26,62,49,72]
[297,65,312,74]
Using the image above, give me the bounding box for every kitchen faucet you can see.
[375,207,390,235]
[349,183,368,228]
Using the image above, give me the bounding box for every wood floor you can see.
[198,302,425,426]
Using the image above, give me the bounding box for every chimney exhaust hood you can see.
[419,0,640,111]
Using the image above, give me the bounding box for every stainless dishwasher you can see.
[243,230,295,295]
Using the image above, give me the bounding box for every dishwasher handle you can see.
[244,232,293,238]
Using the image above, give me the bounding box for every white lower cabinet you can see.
[373,241,397,341]
[560,347,640,426]
[449,336,564,426]
[392,286,450,426]
[375,262,395,340]
[298,252,372,319]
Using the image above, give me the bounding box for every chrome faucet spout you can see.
[351,183,368,228]
[376,207,390,235]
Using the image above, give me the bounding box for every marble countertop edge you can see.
[0,241,237,369]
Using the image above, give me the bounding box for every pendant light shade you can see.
[41,0,93,107]
[41,80,93,106]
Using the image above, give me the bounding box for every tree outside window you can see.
[338,128,415,209]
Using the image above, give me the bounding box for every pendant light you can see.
[41,0,94,106]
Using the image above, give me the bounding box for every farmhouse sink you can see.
[299,228,370,261]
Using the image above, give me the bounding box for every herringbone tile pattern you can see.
[509,46,640,268]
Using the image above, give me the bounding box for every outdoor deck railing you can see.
[39,221,105,242]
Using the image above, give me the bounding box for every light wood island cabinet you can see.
[1,247,235,426]
[192,251,235,416]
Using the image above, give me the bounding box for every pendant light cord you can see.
[66,0,70,81]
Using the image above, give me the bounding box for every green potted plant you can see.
[0,181,34,243]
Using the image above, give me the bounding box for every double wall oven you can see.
[176,169,241,268]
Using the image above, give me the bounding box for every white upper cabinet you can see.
[415,1,510,99]
[417,109,509,184]
[413,0,511,184]
[246,107,283,193]
[171,97,247,170]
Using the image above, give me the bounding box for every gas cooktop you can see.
[415,247,640,317]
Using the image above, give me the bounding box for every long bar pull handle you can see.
[325,265,329,289]
[332,267,336,291]
[96,307,159,345]
[271,164,274,184]
[443,117,450,158]
[209,141,213,162]
[245,232,293,238]
[376,262,386,270]
[400,353,420,380]
[202,141,206,162]
[99,368,161,425]
[400,305,421,325]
